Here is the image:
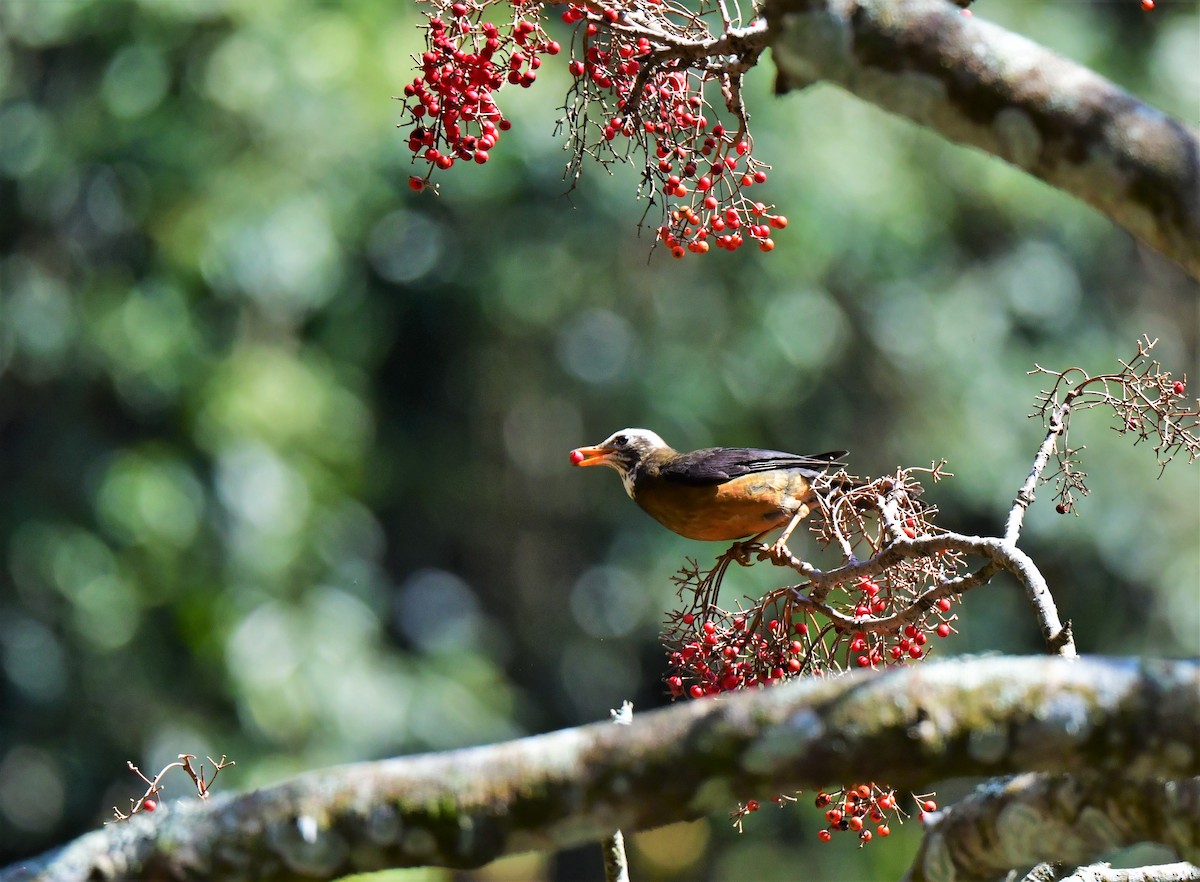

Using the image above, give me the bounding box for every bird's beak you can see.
[569,445,615,467]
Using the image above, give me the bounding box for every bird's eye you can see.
[614,434,628,447]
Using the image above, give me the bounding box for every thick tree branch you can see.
[909,773,1200,882]
[1054,863,1200,882]
[6,656,1196,881]
[764,0,1200,279]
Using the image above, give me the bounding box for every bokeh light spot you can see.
[556,308,635,384]
[0,747,65,835]
[394,568,482,653]
[366,210,443,284]
[102,44,170,119]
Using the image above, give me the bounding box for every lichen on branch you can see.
[6,657,1197,881]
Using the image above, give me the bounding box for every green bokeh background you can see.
[0,0,1196,877]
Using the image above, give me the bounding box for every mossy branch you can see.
[909,773,1200,882]
[5,656,1197,881]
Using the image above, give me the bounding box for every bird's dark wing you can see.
[657,448,847,486]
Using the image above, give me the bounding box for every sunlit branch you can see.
[9,657,1197,882]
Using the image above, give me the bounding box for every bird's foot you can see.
[730,540,766,567]
[765,540,801,567]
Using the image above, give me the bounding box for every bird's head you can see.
[569,428,671,498]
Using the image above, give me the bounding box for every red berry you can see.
[923,799,938,812]
[877,824,890,836]
[1056,503,1069,514]
[818,829,832,842]
[1141,0,1154,9]
[143,799,157,812]
[746,800,760,812]
[408,176,426,192]
[937,597,952,611]
[936,623,951,638]
[1173,380,1186,395]
[859,830,872,842]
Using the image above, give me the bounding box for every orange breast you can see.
[634,471,815,541]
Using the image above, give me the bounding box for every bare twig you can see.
[111,755,236,822]
[602,701,633,882]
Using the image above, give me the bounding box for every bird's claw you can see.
[730,540,764,566]
[730,539,802,568]
[765,540,799,567]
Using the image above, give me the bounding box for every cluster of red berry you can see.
[667,609,806,700]
[401,0,786,254]
[664,581,958,698]
[850,586,958,666]
[557,9,786,256]
[813,786,935,844]
[730,784,936,843]
[402,2,559,190]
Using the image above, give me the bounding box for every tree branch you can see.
[1053,863,1200,882]
[764,0,1200,279]
[6,656,1196,882]
[908,773,1200,882]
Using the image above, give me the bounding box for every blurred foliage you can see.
[0,0,1196,878]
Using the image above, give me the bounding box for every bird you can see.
[569,428,848,555]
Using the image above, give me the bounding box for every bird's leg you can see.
[766,506,809,564]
